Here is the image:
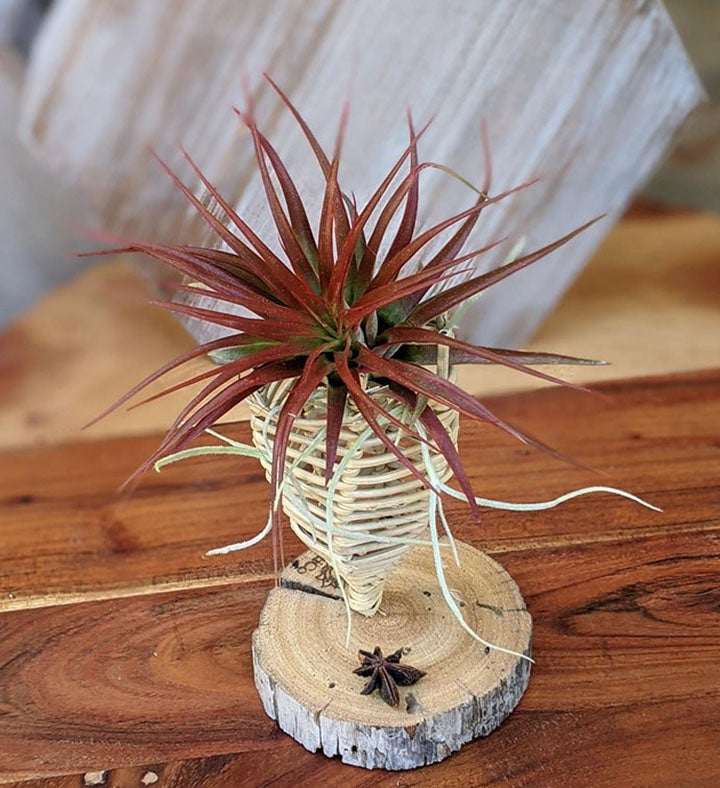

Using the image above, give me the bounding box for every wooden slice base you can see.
[252,541,532,770]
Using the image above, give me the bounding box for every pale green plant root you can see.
[155,414,661,661]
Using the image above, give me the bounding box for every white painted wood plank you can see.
[0,47,93,324]
[18,0,703,345]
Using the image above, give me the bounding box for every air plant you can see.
[88,76,606,529]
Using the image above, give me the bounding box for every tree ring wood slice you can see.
[252,540,532,770]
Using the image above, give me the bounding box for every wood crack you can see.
[278,578,342,601]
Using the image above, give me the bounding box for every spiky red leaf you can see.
[327,119,433,309]
[130,359,305,483]
[84,333,255,429]
[118,242,316,324]
[264,73,352,261]
[388,383,480,523]
[342,258,472,326]
[317,108,348,290]
[243,121,319,271]
[127,339,320,411]
[151,300,320,342]
[235,108,320,287]
[380,327,595,394]
[324,381,347,484]
[177,148,325,315]
[410,215,604,326]
[357,347,588,469]
[270,352,335,527]
[393,345,606,367]
[334,353,438,493]
[370,178,539,291]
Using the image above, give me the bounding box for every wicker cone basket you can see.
[248,377,459,616]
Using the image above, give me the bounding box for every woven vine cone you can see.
[249,378,460,616]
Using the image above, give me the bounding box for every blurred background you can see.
[0,0,718,448]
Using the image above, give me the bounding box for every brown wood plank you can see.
[0,528,718,783]
[1,369,717,614]
[0,368,718,783]
[6,682,719,788]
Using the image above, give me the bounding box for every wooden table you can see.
[0,368,718,786]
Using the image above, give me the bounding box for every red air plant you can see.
[87,76,603,526]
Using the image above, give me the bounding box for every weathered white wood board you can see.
[0,46,92,324]
[19,0,703,345]
[0,1,24,45]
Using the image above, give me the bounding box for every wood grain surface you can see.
[253,544,532,769]
[0,369,718,785]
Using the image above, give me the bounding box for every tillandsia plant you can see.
[88,76,658,653]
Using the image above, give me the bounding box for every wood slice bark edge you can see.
[252,541,532,770]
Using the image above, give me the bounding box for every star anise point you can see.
[353,645,425,707]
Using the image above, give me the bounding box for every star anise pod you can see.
[353,646,426,707]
